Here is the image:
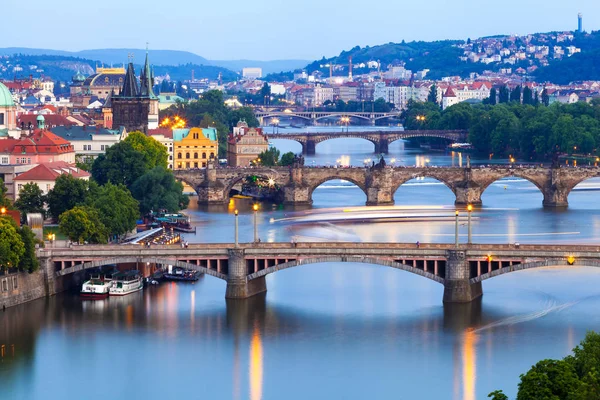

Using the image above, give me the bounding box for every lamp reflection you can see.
[462,329,477,400]
[249,325,263,400]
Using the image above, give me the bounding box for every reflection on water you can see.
[250,324,263,400]
[462,329,477,400]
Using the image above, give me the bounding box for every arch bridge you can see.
[173,165,600,208]
[255,111,401,125]
[38,242,600,303]
[267,130,467,154]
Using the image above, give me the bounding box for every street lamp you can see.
[455,210,460,248]
[340,116,350,132]
[253,204,259,243]
[272,117,280,133]
[467,204,473,244]
[234,209,239,247]
[0,207,6,215]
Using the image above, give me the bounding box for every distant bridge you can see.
[174,165,600,207]
[39,242,600,303]
[266,130,468,154]
[255,111,401,125]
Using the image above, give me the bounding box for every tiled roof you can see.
[14,162,90,182]
[0,130,74,155]
[18,114,74,128]
[148,128,173,139]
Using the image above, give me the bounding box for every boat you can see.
[163,266,202,282]
[109,271,144,296]
[152,212,196,233]
[80,268,117,299]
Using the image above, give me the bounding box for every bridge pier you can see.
[225,249,267,299]
[453,183,482,206]
[304,140,316,155]
[374,138,389,154]
[443,250,482,303]
[366,187,394,206]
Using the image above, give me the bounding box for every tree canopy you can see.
[88,183,139,238]
[0,217,25,271]
[91,140,149,188]
[14,183,46,220]
[46,174,91,220]
[59,206,108,244]
[129,167,189,215]
[123,131,168,170]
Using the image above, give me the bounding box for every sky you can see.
[3,0,599,61]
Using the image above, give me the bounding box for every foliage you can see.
[14,183,46,220]
[59,206,108,244]
[487,390,508,400]
[123,131,168,170]
[130,167,189,215]
[18,226,39,272]
[88,183,139,238]
[279,152,296,166]
[0,217,25,271]
[91,140,149,188]
[0,178,11,208]
[427,84,438,105]
[46,174,90,220]
[257,147,280,166]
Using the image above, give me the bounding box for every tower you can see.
[140,50,159,129]
[578,13,583,33]
[348,56,353,81]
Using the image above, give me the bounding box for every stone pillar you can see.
[283,166,311,205]
[542,168,569,207]
[40,255,56,297]
[374,138,389,154]
[443,249,482,303]
[366,167,394,205]
[197,165,228,204]
[454,183,482,205]
[225,249,267,299]
[305,140,316,155]
[366,187,394,205]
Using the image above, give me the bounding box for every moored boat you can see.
[109,271,144,296]
[163,266,201,282]
[80,268,116,299]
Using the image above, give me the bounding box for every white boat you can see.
[80,269,116,299]
[109,271,144,296]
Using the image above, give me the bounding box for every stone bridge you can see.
[266,130,468,154]
[174,165,600,207]
[38,242,600,303]
[254,111,401,125]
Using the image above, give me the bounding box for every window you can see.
[169,155,172,160]
[202,153,206,159]
[186,162,190,168]
[12,276,17,290]
[0,156,8,165]
[0,113,4,125]
[194,162,198,168]
[177,153,182,159]
[202,162,206,168]
[18,184,22,191]
[1,279,7,292]
[193,152,198,159]
[186,153,190,159]
[193,132,199,139]
[210,153,215,159]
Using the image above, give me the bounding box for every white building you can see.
[242,68,262,80]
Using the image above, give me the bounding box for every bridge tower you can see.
[225,249,267,299]
[443,250,482,303]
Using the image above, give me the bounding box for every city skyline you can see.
[4,0,599,61]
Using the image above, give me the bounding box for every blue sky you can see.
[4,0,599,60]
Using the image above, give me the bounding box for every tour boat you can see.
[163,266,201,282]
[80,269,116,299]
[109,271,144,296]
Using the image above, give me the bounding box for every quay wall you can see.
[0,271,46,310]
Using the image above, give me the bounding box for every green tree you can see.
[14,183,46,220]
[517,359,581,400]
[0,216,25,271]
[0,178,11,208]
[258,147,280,166]
[498,86,510,103]
[523,87,534,105]
[92,140,149,188]
[59,206,108,244]
[18,226,39,272]
[130,167,189,215]
[46,174,90,220]
[488,88,497,105]
[279,152,296,166]
[427,84,438,105]
[487,390,508,400]
[510,85,522,103]
[123,131,168,170]
[88,183,139,239]
[542,88,550,106]
[260,82,271,104]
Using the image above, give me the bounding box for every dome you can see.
[0,82,15,107]
[36,115,45,121]
[72,71,86,83]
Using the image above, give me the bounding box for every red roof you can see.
[444,87,457,97]
[18,114,74,128]
[14,162,90,182]
[0,129,74,156]
[148,128,173,139]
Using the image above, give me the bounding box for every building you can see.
[242,68,262,80]
[49,125,127,164]
[442,87,458,109]
[148,128,174,169]
[72,66,126,100]
[13,161,90,201]
[110,52,159,133]
[0,116,76,165]
[0,82,18,138]
[173,127,218,169]
[157,93,185,111]
[227,121,269,167]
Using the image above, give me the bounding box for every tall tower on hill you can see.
[578,13,583,33]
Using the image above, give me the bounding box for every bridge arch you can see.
[478,172,547,197]
[393,176,457,205]
[561,174,600,201]
[391,173,457,198]
[224,169,288,197]
[260,113,312,121]
[308,175,368,203]
[314,114,371,122]
[247,256,444,284]
[55,257,228,280]
[471,259,600,284]
[313,136,379,152]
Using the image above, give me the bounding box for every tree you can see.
[542,88,550,106]
[427,84,438,105]
[18,226,39,272]
[59,206,108,244]
[14,183,46,220]
[92,140,149,188]
[517,359,581,400]
[0,178,11,208]
[487,390,508,400]
[89,183,139,238]
[260,82,271,104]
[257,147,280,166]
[498,86,510,103]
[279,152,295,166]
[522,86,533,105]
[123,131,168,170]
[46,174,90,220]
[510,85,522,103]
[488,88,497,105]
[130,167,189,215]
[0,216,25,271]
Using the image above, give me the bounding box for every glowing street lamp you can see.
[234,209,239,247]
[0,207,6,215]
[340,116,350,132]
[253,204,259,243]
[455,210,460,248]
[467,204,473,244]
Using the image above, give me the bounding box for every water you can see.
[3,138,600,399]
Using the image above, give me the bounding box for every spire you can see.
[140,48,157,99]
[121,62,139,97]
[103,89,113,108]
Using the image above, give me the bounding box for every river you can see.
[2,137,600,399]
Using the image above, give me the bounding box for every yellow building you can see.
[173,127,218,169]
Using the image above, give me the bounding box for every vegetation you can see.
[14,183,46,221]
[256,147,296,167]
[129,167,189,215]
[161,90,259,158]
[403,99,600,160]
[58,206,108,244]
[46,174,91,220]
[490,331,600,399]
[88,183,139,239]
[0,178,11,208]
[0,217,25,270]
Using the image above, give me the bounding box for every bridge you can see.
[38,242,600,303]
[266,130,468,154]
[174,164,600,208]
[254,111,401,125]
